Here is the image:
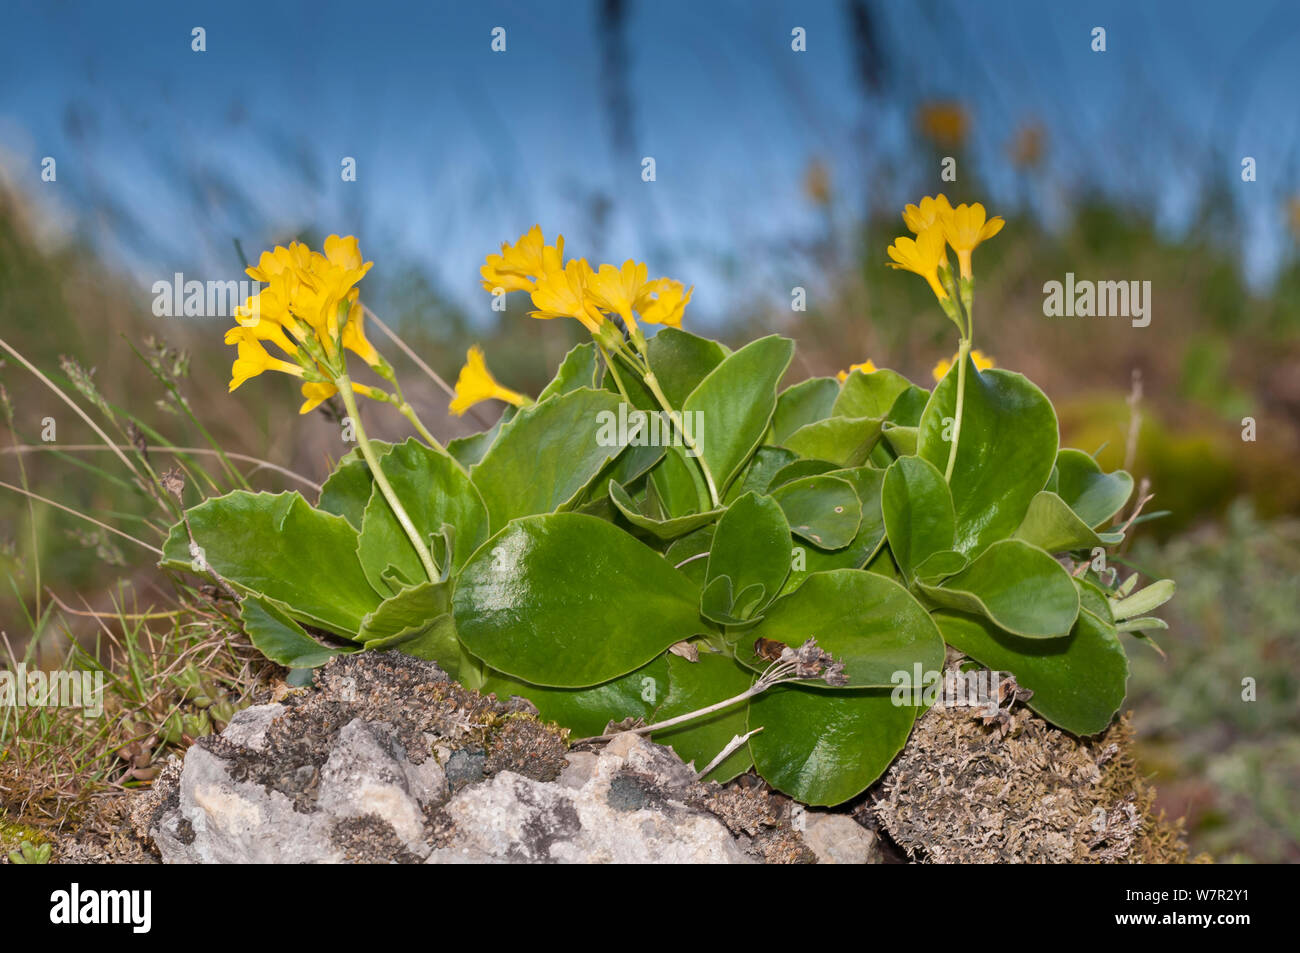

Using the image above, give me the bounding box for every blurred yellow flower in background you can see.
[450,346,528,416]
[886,224,950,301]
[836,360,877,382]
[916,101,968,150]
[1008,122,1046,169]
[932,348,995,382]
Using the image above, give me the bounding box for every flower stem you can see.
[944,337,971,482]
[640,369,721,508]
[337,375,440,582]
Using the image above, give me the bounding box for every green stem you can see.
[598,344,634,404]
[944,338,971,482]
[337,375,439,582]
[641,370,721,508]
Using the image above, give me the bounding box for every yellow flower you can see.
[886,224,949,301]
[480,225,563,294]
[340,292,381,367]
[634,278,693,328]
[529,256,604,334]
[932,349,995,382]
[836,359,877,383]
[228,332,305,392]
[449,346,528,416]
[940,203,1004,280]
[902,194,953,234]
[298,380,385,415]
[585,259,650,331]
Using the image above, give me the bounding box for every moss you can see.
[873,686,1200,863]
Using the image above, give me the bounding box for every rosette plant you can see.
[162,205,1173,805]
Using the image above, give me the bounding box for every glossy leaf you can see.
[608,479,722,540]
[1055,448,1134,528]
[240,596,349,668]
[882,455,955,582]
[739,568,946,688]
[452,513,702,687]
[161,491,381,636]
[653,653,756,782]
[471,388,627,533]
[771,474,862,549]
[935,608,1129,735]
[484,656,670,739]
[725,446,799,502]
[537,342,602,402]
[915,539,1080,638]
[770,377,839,444]
[782,416,882,468]
[683,335,794,493]
[749,686,917,805]
[917,360,1058,555]
[355,438,489,592]
[701,492,791,623]
[1014,490,1122,553]
[646,328,729,407]
[833,368,912,419]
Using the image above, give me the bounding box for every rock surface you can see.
[149,652,874,864]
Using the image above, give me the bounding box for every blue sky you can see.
[2,0,1298,325]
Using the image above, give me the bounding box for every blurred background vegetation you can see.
[1,0,1297,860]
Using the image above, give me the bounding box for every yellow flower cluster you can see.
[227,235,384,412]
[481,225,693,337]
[886,194,1004,298]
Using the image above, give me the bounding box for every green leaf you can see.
[725,446,798,502]
[770,377,839,444]
[355,580,483,688]
[739,569,946,688]
[537,342,602,402]
[748,687,917,805]
[917,360,1059,555]
[915,539,1080,638]
[354,439,489,592]
[885,385,930,427]
[782,416,882,467]
[771,474,861,549]
[1109,579,1175,620]
[608,479,723,540]
[781,466,887,595]
[453,513,703,687]
[1014,490,1120,553]
[683,335,795,494]
[484,655,670,739]
[447,414,508,469]
[1055,449,1134,528]
[648,445,713,520]
[935,608,1129,735]
[912,549,969,582]
[833,368,912,419]
[646,328,729,407]
[663,527,714,585]
[882,455,955,583]
[316,454,373,531]
[653,653,755,782]
[471,388,627,533]
[769,458,838,489]
[240,596,348,668]
[880,423,918,458]
[161,491,381,636]
[701,492,791,624]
